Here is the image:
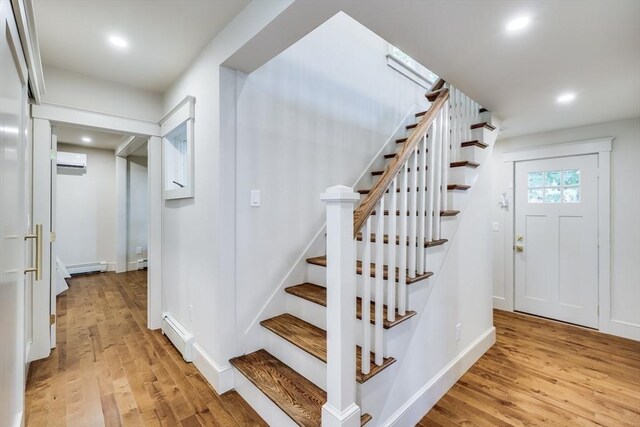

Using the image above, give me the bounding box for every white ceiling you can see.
[54,124,128,150]
[33,0,250,93]
[226,0,640,139]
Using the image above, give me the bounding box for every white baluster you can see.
[436,104,451,212]
[398,163,408,316]
[426,119,436,243]
[408,149,418,277]
[361,217,371,375]
[374,197,384,366]
[387,177,397,322]
[416,134,427,274]
[432,110,440,240]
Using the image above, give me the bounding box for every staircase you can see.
[230,80,497,426]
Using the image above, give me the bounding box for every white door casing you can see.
[514,154,599,328]
[0,0,29,424]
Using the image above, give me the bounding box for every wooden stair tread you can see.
[285,283,417,329]
[406,123,418,130]
[448,184,471,191]
[358,186,466,194]
[370,209,459,217]
[306,256,433,285]
[461,140,488,149]
[470,122,496,131]
[479,107,488,113]
[230,350,372,426]
[260,314,396,383]
[356,233,448,248]
[450,160,479,168]
[384,149,426,159]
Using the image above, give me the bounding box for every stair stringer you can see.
[357,128,500,425]
[238,104,427,358]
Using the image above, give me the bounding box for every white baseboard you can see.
[602,318,640,341]
[192,343,235,394]
[492,296,512,311]
[127,259,148,271]
[382,326,496,427]
[66,261,107,275]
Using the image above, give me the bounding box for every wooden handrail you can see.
[353,87,450,237]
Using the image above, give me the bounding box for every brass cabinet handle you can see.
[24,224,43,280]
[515,244,524,253]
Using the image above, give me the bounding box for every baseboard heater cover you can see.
[67,261,107,275]
[161,312,194,362]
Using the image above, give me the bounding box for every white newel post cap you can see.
[321,185,360,204]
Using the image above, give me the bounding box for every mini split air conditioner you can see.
[57,151,87,170]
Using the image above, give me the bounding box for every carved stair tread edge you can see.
[230,349,372,426]
[369,209,459,217]
[306,256,433,285]
[449,160,480,168]
[260,313,396,383]
[284,282,417,329]
[461,140,488,149]
[470,121,496,131]
[358,185,470,194]
[384,149,426,159]
[355,233,449,248]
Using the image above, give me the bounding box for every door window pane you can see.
[563,169,580,186]
[527,168,581,204]
[528,189,544,203]
[545,171,562,186]
[528,172,543,188]
[544,188,561,203]
[563,187,580,203]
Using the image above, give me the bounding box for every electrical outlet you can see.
[492,221,500,232]
[188,305,194,322]
[456,323,462,341]
[136,246,142,255]
[250,190,261,207]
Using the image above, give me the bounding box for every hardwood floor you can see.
[419,310,640,427]
[25,271,267,427]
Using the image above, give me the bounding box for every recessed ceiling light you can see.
[506,16,531,33]
[81,136,92,142]
[108,35,128,49]
[556,93,576,104]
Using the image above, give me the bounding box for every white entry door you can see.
[0,1,30,425]
[515,154,599,328]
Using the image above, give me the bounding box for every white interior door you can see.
[0,1,29,425]
[515,154,599,328]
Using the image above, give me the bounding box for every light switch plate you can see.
[250,190,261,207]
[492,221,500,232]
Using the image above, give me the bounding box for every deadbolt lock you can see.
[515,245,524,253]
[516,235,524,242]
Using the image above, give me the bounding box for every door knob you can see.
[515,245,524,253]
[24,224,43,280]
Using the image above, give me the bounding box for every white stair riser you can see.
[285,293,411,348]
[471,127,497,147]
[233,371,298,427]
[448,165,478,185]
[459,145,485,163]
[479,111,494,126]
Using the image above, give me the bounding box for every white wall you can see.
[234,13,426,343]
[56,143,116,269]
[160,0,297,389]
[42,65,163,122]
[127,154,148,269]
[491,118,640,340]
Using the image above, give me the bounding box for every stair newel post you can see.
[398,162,408,316]
[321,185,361,427]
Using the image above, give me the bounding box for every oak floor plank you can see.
[420,309,640,425]
[25,271,265,427]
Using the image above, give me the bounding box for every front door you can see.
[514,154,599,328]
[0,1,30,425]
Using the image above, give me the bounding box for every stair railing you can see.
[321,79,481,425]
